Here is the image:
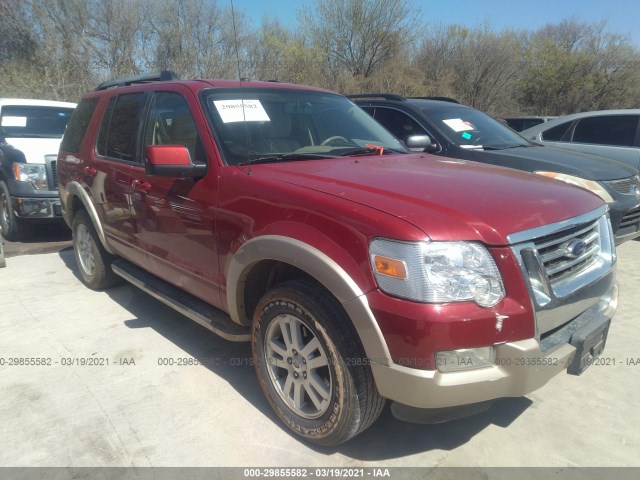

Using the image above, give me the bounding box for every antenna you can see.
[230,0,251,175]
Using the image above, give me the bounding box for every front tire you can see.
[0,181,22,241]
[252,279,385,446]
[72,209,120,289]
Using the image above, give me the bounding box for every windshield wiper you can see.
[237,153,333,166]
[337,146,403,157]
[482,144,529,150]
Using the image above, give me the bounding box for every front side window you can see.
[370,107,428,143]
[572,115,638,147]
[143,92,204,164]
[201,88,406,166]
[0,105,74,138]
[96,93,146,161]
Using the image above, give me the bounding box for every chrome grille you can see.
[534,220,600,285]
[606,175,640,194]
[619,206,640,229]
[50,160,58,190]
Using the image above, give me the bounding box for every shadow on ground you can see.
[3,222,71,257]
[58,248,532,460]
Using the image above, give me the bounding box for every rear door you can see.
[91,93,147,254]
[128,88,222,307]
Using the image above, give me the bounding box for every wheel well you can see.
[70,195,84,217]
[242,260,320,326]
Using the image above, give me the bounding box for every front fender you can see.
[227,235,392,367]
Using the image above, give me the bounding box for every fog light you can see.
[436,346,495,372]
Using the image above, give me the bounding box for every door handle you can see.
[83,166,97,177]
[131,178,152,194]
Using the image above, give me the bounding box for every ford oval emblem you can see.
[565,239,587,258]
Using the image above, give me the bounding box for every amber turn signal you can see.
[373,255,407,279]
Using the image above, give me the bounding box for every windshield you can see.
[0,105,74,138]
[201,88,406,165]
[421,106,532,149]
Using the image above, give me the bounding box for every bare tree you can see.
[300,0,418,80]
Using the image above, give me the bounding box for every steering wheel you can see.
[321,136,351,146]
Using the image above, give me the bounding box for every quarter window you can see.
[60,98,98,153]
[541,122,572,141]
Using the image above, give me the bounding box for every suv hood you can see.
[4,137,62,164]
[469,145,635,180]
[262,154,604,246]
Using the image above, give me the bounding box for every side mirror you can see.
[406,135,438,153]
[144,145,207,178]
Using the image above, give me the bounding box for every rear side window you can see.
[60,98,98,152]
[96,93,146,161]
[572,115,639,147]
[541,122,572,141]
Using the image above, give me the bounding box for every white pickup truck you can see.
[0,98,76,240]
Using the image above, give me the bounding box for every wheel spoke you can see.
[293,381,304,410]
[282,373,293,399]
[308,372,330,401]
[268,339,288,359]
[267,356,289,369]
[290,320,305,351]
[303,382,325,411]
[300,337,321,358]
[278,316,294,350]
[306,353,328,370]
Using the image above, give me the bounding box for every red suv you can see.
[58,72,617,445]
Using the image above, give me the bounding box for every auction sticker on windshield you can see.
[442,118,474,132]
[1,116,27,127]
[213,99,270,123]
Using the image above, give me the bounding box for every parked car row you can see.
[349,94,640,244]
[1,74,635,446]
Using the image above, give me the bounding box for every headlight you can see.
[535,171,614,203]
[13,163,48,190]
[369,239,505,307]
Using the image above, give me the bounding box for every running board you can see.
[111,259,250,342]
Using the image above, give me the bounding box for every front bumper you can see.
[12,196,63,219]
[371,282,617,410]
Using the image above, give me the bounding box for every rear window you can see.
[60,98,99,152]
[0,105,74,138]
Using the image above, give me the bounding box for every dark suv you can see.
[57,73,616,445]
[350,94,640,244]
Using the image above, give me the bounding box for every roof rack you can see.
[96,71,180,91]
[347,93,405,101]
[408,96,459,104]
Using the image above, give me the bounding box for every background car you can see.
[503,116,557,132]
[0,98,76,240]
[350,94,640,244]
[520,109,640,170]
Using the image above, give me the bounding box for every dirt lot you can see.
[0,233,639,476]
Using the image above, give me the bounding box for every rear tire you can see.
[0,181,22,241]
[252,279,385,446]
[72,209,120,289]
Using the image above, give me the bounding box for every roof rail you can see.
[96,71,180,91]
[347,93,405,101]
[408,96,460,104]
